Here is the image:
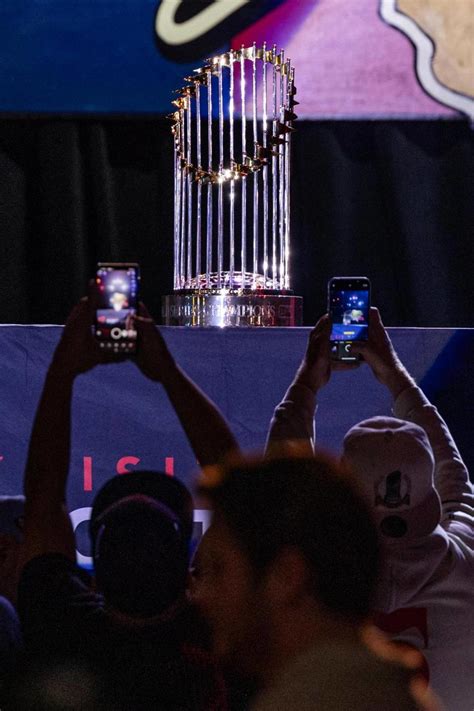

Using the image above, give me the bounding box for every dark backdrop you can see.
[0,118,472,326]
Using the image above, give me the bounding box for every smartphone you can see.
[93,263,140,354]
[328,276,370,362]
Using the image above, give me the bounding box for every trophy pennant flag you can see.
[162,42,303,327]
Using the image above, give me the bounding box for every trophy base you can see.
[162,291,303,327]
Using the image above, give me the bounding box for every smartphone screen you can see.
[328,277,370,361]
[94,263,139,354]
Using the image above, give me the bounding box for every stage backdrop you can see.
[0,325,473,565]
[0,0,472,119]
[0,118,472,329]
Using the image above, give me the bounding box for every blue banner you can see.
[0,1,286,114]
[1,324,473,563]
[1,324,472,496]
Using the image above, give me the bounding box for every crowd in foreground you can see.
[0,297,472,710]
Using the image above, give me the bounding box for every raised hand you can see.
[296,314,361,393]
[351,307,414,397]
[295,314,332,392]
[133,303,176,382]
[51,297,110,378]
[133,303,239,465]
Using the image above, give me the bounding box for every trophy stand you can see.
[162,44,303,327]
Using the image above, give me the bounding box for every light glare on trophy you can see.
[162,43,303,327]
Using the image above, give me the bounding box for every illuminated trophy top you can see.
[169,43,297,294]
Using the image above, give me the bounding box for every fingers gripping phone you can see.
[328,277,370,362]
[93,263,140,354]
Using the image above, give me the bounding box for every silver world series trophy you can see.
[162,43,303,327]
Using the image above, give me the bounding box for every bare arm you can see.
[265,315,333,457]
[21,297,240,578]
[22,300,103,568]
[350,307,416,401]
[22,368,76,564]
[134,307,240,466]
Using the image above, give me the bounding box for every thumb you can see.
[312,313,330,333]
[133,303,156,334]
[64,297,93,330]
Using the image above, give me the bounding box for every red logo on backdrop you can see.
[82,456,175,492]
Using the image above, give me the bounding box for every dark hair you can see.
[199,454,380,622]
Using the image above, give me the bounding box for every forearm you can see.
[380,364,416,401]
[24,364,75,507]
[265,365,318,457]
[160,361,239,466]
[21,361,77,566]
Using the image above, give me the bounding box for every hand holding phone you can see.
[351,306,413,398]
[133,303,176,382]
[93,263,140,355]
[51,298,104,377]
[328,276,371,362]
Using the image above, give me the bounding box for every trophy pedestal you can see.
[162,291,303,327]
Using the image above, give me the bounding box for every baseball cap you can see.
[343,417,441,539]
[90,470,194,546]
[90,472,194,617]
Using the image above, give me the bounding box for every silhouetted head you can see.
[195,453,380,672]
[90,471,193,618]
